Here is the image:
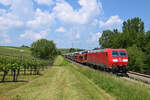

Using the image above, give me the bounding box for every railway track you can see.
[128,71,150,84]
[66,58,150,84]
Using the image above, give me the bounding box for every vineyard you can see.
[0,55,51,82]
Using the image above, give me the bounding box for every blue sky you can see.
[0,0,150,49]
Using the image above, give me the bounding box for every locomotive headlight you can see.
[113,59,118,62]
[123,59,128,62]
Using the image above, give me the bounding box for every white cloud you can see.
[96,32,102,38]
[27,8,54,29]
[76,33,80,39]
[0,0,122,49]
[55,27,66,32]
[66,27,82,41]
[53,0,102,24]
[0,0,34,30]
[0,33,12,44]
[92,19,99,26]
[20,29,50,40]
[0,0,12,6]
[0,9,6,15]
[54,39,63,46]
[99,15,123,30]
[34,0,54,5]
[10,0,34,21]
[88,32,102,43]
[0,13,23,30]
[0,0,55,44]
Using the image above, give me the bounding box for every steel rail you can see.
[128,71,150,78]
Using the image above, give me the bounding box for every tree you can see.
[122,17,145,48]
[144,31,150,73]
[136,32,146,51]
[145,42,150,73]
[145,30,150,46]
[99,29,122,49]
[31,39,57,59]
[123,17,144,33]
[111,29,123,48]
[99,30,114,48]
[93,47,100,50]
[69,48,76,52]
[127,45,147,73]
[21,45,29,48]
[99,17,145,49]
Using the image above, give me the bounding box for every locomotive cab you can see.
[111,50,128,73]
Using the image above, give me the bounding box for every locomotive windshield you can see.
[112,51,127,57]
[112,51,119,57]
[119,51,127,56]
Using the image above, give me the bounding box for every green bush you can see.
[31,39,57,59]
[127,45,147,73]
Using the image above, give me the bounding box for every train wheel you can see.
[112,65,118,74]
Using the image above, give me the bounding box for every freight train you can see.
[64,48,128,75]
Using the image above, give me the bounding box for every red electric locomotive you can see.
[87,48,128,74]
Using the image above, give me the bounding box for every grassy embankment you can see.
[0,46,32,58]
[1,56,150,100]
[69,60,150,100]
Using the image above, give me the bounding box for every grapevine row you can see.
[0,55,50,82]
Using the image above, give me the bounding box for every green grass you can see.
[0,70,46,100]
[1,56,150,100]
[0,74,39,94]
[1,56,113,100]
[70,62,150,100]
[0,46,32,58]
